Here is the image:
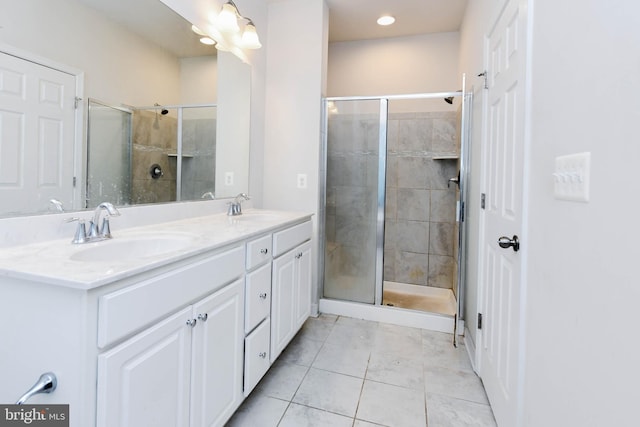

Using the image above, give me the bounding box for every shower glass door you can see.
[323,99,386,304]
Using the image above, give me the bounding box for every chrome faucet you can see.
[89,202,121,238]
[227,193,250,216]
[67,202,121,244]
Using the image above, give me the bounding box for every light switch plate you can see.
[553,152,591,202]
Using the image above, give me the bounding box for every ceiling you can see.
[77,0,469,57]
[326,0,469,43]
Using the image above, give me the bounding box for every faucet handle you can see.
[65,217,88,244]
[100,217,113,238]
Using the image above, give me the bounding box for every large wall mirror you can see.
[0,0,250,217]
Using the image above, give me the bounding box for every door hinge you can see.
[74,97,82,109]
[73,176,77,187]
[478,313,483,330]
[478,71,488,89]
[460,201,465,222]
[481,193,486,210]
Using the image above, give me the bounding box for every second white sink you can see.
[70,233,198,262]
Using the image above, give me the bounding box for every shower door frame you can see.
[320,86,471,322]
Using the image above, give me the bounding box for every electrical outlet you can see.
[553,152,590,202]
[297,174,307,189]
[225,172,234,186]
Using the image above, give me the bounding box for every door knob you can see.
[498,235,520,252]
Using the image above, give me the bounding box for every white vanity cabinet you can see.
[270,222,313,362]
[0,209,313,427]
[96,249,245,427]
[242,235,273,396]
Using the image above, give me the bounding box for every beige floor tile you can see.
[426,393,496,427]
[254,360,309,401]
[312,342,371,378]
[366,351,424,390]
[226,394,289,427]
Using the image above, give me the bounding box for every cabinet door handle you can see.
[197,313,208,322]
[259,292,268,299]
[260,248,268,255]
[258,352,267,359]
[186,318,197,327]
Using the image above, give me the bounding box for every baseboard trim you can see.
[319,298,457,333]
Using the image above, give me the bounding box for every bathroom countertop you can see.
[0,209,312,290]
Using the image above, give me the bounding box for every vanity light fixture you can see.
[377,15,395,26]
[217,1,240,34]
[214,1,262,50]
[240,20,261,49]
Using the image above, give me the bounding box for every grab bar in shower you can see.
[16,372,57,404]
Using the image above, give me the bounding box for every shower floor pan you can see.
[382,281,456,316]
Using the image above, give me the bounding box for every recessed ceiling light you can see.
[200,37,216,45]
[192,25,207,36]
[377,15,395,26]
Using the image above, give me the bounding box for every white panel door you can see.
[190,279,244,427]
[97,307,192,427]
[0,52,77,215]
[479,0,528,426]
[271,251,296,362]
[295,241,312,329]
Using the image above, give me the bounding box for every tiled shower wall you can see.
[384,111,459,290]
[131,111,216,203]
[325,110,459,293]
[131,110,178,204]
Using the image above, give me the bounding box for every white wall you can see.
[262,0,328,309]
[328,32,460,97]
[180,56,218,104]
[0,0,181,106]
[522,1,640,425]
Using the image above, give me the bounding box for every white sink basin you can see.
[70,233,198,262]
[234,213,281,222]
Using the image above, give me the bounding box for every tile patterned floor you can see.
[226,315,497,427]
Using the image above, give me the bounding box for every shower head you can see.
[444,90,463,104]
[154,103,169,115]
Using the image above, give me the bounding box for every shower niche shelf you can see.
[433,154,459,160]
[167,153,194,158]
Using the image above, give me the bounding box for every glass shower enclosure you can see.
[320,86,471,333]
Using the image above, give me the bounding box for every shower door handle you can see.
[448,171,460,188]
[498,235,520,252]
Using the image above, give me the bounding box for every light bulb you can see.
[217,2,239,34]
[240,22,261,49]
[199,37,216,45]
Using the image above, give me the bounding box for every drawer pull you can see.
[186,319,197,327]
[260,248,269,255]
[258,352,267,359]
[197,313,208,322]
[259,292,268,299]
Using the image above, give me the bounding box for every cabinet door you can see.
[270,251,296,362]
[295,241,312,330]
[190,279,244,427]
[97,307,193,427]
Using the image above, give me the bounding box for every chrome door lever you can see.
[16,372,57,404]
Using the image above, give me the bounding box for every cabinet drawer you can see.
[244,318,270,396]
[246,234,272,270]
[245,263,271,333]
[272,221,312,257]
[98,246,244,348]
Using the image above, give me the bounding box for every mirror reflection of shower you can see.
[86,100,217,208]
